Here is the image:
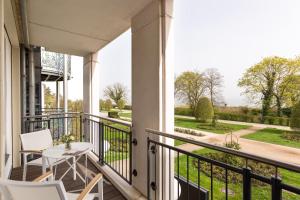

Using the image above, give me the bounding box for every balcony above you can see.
[41,47,71,81]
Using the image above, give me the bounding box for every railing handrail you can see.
[146,128,300,173]
[83,113,132,128]
[23,112,81,119]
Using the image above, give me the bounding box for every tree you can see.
[44,86,56,108]
[203,68,224,106]
[272,58,300,116]
[290,101,300,128]
[117,99,126,111]
[175,71,206,114]
[238,57,280,120]
[104,83,127,106]
[100,99,113,111]
[194,97,214,122]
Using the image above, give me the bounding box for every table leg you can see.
[85,153,87,185]
[73,156,76,180]
[42,156,46,174]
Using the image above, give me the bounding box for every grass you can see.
[242,128,300,149]
[175,117,250,134]
[175,148,300,200]
[119,112,132,118]
[175,140,186,146]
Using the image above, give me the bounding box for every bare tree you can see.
[104,83,127,106]
[204,68,224,106]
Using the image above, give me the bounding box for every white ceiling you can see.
[27,0,152,56]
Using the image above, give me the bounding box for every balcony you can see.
[19,112,300,199]
[41,47,71,81]
[2,0,300,199]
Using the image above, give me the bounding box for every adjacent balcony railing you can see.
[41,47,71,78]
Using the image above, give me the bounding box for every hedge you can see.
[216,112,289,126]
[108,111,119,118]
[174,107,193,116]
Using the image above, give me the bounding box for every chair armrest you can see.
[77,173,103,200]
[33,171,53,182]
[20,150,42,155]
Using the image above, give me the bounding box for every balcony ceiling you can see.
[27,0,152,56]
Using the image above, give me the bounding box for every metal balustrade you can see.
[22,112,133,184]
[146,129,300,200]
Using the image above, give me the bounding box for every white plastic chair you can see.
[0,171,103,200]
[20,129,65,181]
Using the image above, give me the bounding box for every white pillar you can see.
[0,0,5,178]
[56,81,60,109]
[83,52,100,147]
[83,52,100,115]
[12,46,21,167]
[41,83,45,111]
[131,0,174,197]
[63,55,68,134]
[28,48,35,117]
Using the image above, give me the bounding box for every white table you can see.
[42,142,93,183]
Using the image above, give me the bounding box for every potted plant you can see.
[61,134,75,150]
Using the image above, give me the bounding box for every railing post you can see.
[243,167,251,200]
[80,114,83,142]
[99,121,104,165]
[271,176,282,200]
[129,127,133,184]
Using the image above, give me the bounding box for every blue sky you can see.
[47,0,300,106]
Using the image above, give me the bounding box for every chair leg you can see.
[98,178,103,200]
[22,164,27,181]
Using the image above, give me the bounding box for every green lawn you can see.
[175,117,250,134]
[175,148,300,200]
[242,128,300,149]
[119,112,132,118]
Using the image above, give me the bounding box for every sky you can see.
[45,0,300,106]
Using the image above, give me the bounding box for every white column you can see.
[0,0,5,178]
[131,0,174,197]
[83,52,100,148]
[56,81,60,109]
[63,55,68,134]
[41,83,45,110]
[83,52,100,115]
[12,46,21,167]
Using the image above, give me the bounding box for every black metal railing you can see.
[82,113,133,184]
[23,112,81,141]
[22,112,133,184]
[146,129,300,200]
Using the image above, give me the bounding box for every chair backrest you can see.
[20,129,53,151]
[0,179,68,200]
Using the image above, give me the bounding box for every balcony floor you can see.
[10,158,125,200]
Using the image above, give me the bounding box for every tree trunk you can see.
[261,94,272,122]
[275,96,282,117]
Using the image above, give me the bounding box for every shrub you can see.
[240,106,249,114]
[124,105,132,110]
[282,107,292,118]
[282,131,300,142]
[250,108,261,116]
[117,99,126,110]
[108,111,119,118]
[174,107,193,116]
[101,99,113,111]
[194,97,214,122]
[174,127,204,137]
[290,102,300,128]
[265,116,275,125]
